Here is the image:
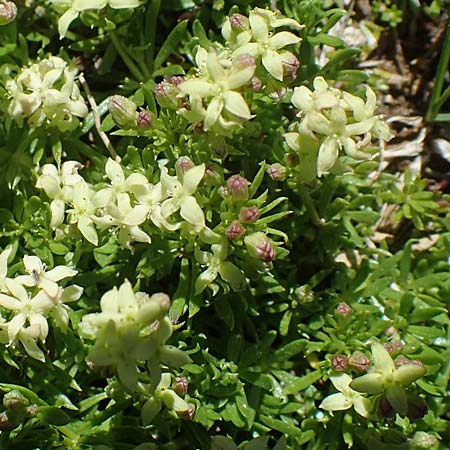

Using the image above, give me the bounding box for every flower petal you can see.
[319,393,352,412]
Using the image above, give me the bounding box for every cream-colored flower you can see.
[55,0,141,38]
[179,48,255,131]
[7,56,88,131]
[15,255,77,299]
[319,373,372,418]
[159,164,206,230]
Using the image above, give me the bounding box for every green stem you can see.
[298,186,322,225]
[426,22,450,121]
[109,31,144,82]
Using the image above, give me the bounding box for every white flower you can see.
[179,48,255,130]
[36,161,84,229]
[66,180,99,245]
[232,9,302,81]
[15,255,77,299]
[0,279,54,361]
[0,246,13,292]
[319,373,371,418]
[7,56,88,131]
[159,164,206,230]
[194,235,246,294]
[56,0,141,38]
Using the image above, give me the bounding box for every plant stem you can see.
[426,22,450,121]
[110,31,145,82]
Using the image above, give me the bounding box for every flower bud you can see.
[294,285,314,304]
[335,302,352,317]
[348,351,370,372]
[394,356,410,369]
[176,156,195,177]
[331,355,348,371]
[137,110,153,129]
[0,412,16,431]
[178,406,195,421]
[3,390,29,412]
[410,432,438,449]
[250,76,262,91]
[239,206,260,223]
[282,52,300,82]
[0,1,17,26]
[136,293,170,326]
[244,232,275,262]
[108,95,137,129]
[234,53,256,70]
[229,13,249,31]
[384,340,403,355]
[267,163,287,181]
[155,77,183,109]
[226,221,245,240]
[173,376,189,395]
[227,175,249,202]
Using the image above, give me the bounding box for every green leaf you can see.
[282,370,322,395]
[36,406,70,426]
[153,20,188,71]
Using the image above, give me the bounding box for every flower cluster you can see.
[156,8,302,135]
[284,76,393,180]
[222,8,303,81]
[6,55,88,132]
[36,157,206,248]
[53,0,141,38]
[0,247,82,362]
[79,280,192,392]
[321,343,426,418]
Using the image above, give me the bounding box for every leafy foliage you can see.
[0,1,448,449]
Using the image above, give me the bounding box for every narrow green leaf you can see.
[153,20,188,71]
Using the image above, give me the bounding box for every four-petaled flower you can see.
[231,9,302,81]
[179,48,255,131]
[319,373,372,418]
[350,343,426,416]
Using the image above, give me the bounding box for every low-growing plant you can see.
[0,1,448,449]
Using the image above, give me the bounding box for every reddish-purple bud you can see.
[173,376,189,396]
[155,77,183,109]
[178,407,195,421]
[239,206,260,223]
[235,53,256,70]
[227,175,249,202]
[335,302,352,317]
[331,355,348,371]
[244,232,275,262]
[282,52,300,82]
[348,351,370,372]
[226,221,245,240]
[395,356,410,369]
[137,110,153,129]
[176,156,195,177]
[383,340,403,355]
[250,76,262,91]
[229,13,249,31]
[267,163,287,181]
